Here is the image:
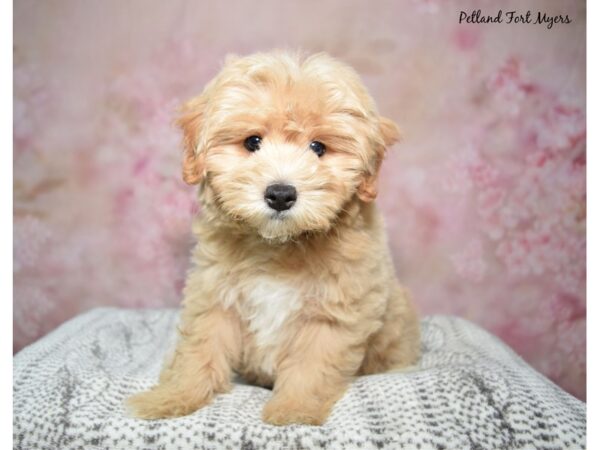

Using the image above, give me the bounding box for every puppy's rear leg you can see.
[359,285,420,375]
[127,307,241,419]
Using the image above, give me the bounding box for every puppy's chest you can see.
[225,276,302,378]
[238,276,302,349]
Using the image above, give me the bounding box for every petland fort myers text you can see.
[459,9,572,29]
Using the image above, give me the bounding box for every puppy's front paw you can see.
[126,385,213,419]
[262,395,332,426]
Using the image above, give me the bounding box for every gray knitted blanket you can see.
[13,308,585,450]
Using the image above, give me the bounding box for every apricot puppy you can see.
[128,51,420,426]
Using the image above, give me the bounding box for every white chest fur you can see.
[239,276,302,374]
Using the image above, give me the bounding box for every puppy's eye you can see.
[244,135,262,152]
[310,141,326,157]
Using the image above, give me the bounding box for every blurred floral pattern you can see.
[14,0,586,399]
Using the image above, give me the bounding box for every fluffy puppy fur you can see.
[128,51,420,426]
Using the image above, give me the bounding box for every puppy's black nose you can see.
[264,183,297,211]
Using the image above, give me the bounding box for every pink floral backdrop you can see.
[14,0,586,400]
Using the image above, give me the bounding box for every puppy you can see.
[128,51,420,426]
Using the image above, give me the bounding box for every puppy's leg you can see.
[127,307,241,419]
[262,321,365,426]
[359,285,420,375]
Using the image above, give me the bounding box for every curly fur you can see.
[127,51,420,425]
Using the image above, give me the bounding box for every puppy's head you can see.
[179,51,399,242]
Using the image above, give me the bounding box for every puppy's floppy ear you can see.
[177,95,208,185]
[357,116,401,203]
[378,116,401,147]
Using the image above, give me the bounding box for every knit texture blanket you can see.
[13,308,586,450]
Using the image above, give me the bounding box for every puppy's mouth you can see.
[269,210,291,221]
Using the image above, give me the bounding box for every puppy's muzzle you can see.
[265,183,297,212]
